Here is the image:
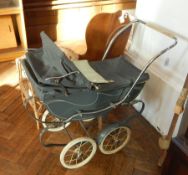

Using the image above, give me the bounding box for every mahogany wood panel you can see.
[23,0,136,46]
[26,24,58,44]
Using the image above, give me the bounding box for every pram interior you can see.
[21,32,149,120]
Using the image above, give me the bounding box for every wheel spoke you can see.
[64,153,73,158]
[105,144,114,148]
[114,129,127,141]
[82,145,92,158]
[85,145,93,153]
[82,156,85,161]
[118,135,127,142]
[109,144,115,151]
[79,141,88,149]
[109,133,116,138]
[114,128,122,139]
[104,144,115,150]
[69,152,76,165]
[76,157,78,165]
[104,141,110,148]
[67,157,77,164]
[77,141,83,151]
[106,137,114,144]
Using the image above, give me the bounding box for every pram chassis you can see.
[17,18,177,169]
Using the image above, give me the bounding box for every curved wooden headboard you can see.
[79,10,131,61]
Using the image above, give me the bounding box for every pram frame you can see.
[17,17,177,169]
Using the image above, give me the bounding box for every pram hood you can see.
[26,32,91,89]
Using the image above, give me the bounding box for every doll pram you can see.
[22,32,150,119]
[18,19,177,169]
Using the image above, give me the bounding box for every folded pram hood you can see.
[26,32,91,88]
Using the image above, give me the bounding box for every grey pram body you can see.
[21,32,149,120]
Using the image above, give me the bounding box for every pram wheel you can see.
[98,126,131,154]
[42,110,70,132]
[60,137,97,169]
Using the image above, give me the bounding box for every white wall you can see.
[129,0,188,136]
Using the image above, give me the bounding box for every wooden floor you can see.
[0,61,161,175]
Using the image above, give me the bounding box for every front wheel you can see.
[60,137,97,169]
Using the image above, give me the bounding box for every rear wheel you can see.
[42,110,70,132]
[98,126,131,154]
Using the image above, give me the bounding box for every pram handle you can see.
[145,23,177,41]
[101,19,177,61]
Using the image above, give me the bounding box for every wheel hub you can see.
[75,148,82,159]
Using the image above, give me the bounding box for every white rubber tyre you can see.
[99,126,131,155]
[83,117,95,122]
[42,110,70,132]
[60,137,97,169]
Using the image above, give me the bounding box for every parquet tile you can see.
[0,61,161,175]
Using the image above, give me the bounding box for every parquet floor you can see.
[0,61,161,175]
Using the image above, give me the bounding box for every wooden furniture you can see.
[162,128,188,175]
[23,0,136,47]
[0,16,17,49]
[158,74,188,166]
[79,10,131,60]
[0,0,27,62]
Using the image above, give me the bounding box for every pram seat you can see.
[89,57,149,91]
[22,32,149,119]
